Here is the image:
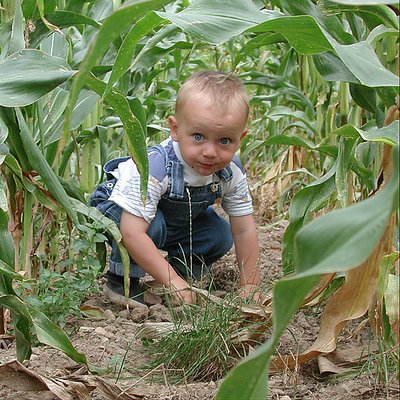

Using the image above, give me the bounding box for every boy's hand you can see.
[166,277,196,305]
[238,283,264,304]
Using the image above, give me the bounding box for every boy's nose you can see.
[203,143,217,158]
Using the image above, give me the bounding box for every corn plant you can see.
[0,0,172,366]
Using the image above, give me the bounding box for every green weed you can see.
[15,223,105,329]
[142,293,268,383]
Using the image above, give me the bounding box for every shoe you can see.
[103,272,146,308]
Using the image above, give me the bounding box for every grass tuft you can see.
[142,292,267,382]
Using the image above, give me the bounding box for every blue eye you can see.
[220,138,231,145]
[193,133,204,141]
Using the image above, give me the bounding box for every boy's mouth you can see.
[200,163,214,167]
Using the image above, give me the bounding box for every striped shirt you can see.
[108,138,253,223]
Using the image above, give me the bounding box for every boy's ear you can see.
[240,129,248,140]
[169,116,178,141]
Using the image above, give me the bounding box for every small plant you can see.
[15,223,105,328]
[142,293,269,382]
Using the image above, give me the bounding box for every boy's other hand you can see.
[238,283,264,304]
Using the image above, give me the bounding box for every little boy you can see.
[90,70,260,306]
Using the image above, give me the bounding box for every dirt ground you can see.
[0,208,399,400]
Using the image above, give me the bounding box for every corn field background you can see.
[0,0,399,399]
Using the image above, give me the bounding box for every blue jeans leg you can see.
[164,207,233,279]
[109,209,167,277]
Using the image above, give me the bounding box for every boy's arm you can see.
[229,214,261,298]
[120,210,193,302]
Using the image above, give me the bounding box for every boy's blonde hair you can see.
[176,70,249,121]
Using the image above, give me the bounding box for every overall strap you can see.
[215,154,241,183]
[103,156,130,180]
[215,165,233,182]
[149,144,185,200]
[150,144,234,197]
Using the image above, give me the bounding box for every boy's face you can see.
[169,93,247,176]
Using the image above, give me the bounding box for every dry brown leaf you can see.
[301,273,336,307]
[79,304,105,319]
[317,355,348,375]
[270,227,389,372]
[317,344,378,376]
[73,375,143,400]
[0,360,142,400]
[0,360,49,392]
[259,146,305,219]
[324,345,377,366]
[137,322,181,339]
[0,360,89,399]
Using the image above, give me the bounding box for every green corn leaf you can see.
[282,166,337,274]
[131,25,192,70]
[127,97,147,135]
[0,260,32,362]
[105,11,166,95]
[30,10,101,48]
[39,88,69,144]
[217,273,321,400]
[0,210,14,269]
[65,0,172,135]
[15,109,79,224]
[0,294,88,365]
[360,121,399,146]
[70,198,131,302]
[265,106,317,134]
[333,121,399,146]
[254,17,397,86]
[252,15,334,54]
[0,107,30,171]
[158,1,397,87]
[1,152,23,181]
[295,147,399,276]
[367,25,399,46]
[377,253,398,300]
[0,49,76,107]
[349,84,377,113]
[284,0,398,31]
[21,191,34,271]
[157,0,280,45]
[0,113,8,145]
[313,52,360,84]
[40,29,69,59]
[85,75,148,201]
[279,0,355,45]
[331,40,397,87]
[384,274,399,330]
[330,0,399,5]
[44,89,100,146]
[234,32,286,67]
[9,0,25,56]
[335,137,357,208]
[218,146,399,399]
[13,312,33,362]
[264,134,317,149]
[70,90,100,131]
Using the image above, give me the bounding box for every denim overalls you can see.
[90,145,234,279]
